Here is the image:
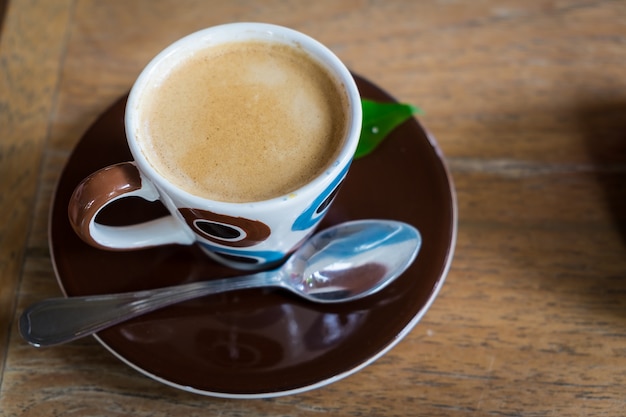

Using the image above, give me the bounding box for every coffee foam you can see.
[137,40,348,203]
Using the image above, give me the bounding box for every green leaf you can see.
[355,99,422,159]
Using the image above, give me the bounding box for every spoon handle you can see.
[19,271,277,347]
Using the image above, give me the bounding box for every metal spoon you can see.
[20,220,421,347]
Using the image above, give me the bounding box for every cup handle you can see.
[68,162,195,250]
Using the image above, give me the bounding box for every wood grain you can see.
[1,0,626,416]
[0,0,73,381]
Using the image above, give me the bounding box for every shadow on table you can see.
[580,99,626,246]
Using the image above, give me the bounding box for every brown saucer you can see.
[49,74,457,397]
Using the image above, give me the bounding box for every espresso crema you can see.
[137,40,349,203]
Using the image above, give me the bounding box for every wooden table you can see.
[2,1,625,415]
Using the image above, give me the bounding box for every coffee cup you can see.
[68,23,362,270]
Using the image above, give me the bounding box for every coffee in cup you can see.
[137,40,349,203]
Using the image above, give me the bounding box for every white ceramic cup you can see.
[68,23,362,270]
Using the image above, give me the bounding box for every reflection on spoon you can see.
[20,219,421,347]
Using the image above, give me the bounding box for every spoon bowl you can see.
[284,220,421,301]
[20,219,421,347]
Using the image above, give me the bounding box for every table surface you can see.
[1,1,625,415]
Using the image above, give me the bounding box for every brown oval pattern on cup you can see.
[68,162,142,250]
[178,208,271,247]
